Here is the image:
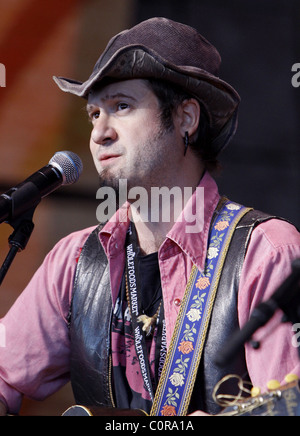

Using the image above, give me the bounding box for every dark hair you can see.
[146,79,220,173]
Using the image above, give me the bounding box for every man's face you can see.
[87,79,183,192]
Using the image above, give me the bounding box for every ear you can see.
[175,98,201,138]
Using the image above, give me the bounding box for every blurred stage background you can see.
[0,0,299,415]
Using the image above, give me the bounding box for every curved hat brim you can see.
[53,45,240,155]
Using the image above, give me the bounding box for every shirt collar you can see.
[99,204,131,258]
[99,172,220,271]
[161,171,220,271]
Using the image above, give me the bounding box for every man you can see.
[0,17,299,416]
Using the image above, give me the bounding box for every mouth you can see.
[99,154,121,165]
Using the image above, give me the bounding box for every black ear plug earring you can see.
[184,131,189,156]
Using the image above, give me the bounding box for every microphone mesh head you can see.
[49,151,83,185]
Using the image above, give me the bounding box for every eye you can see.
[116,102,130,111]
[88,110,100,122]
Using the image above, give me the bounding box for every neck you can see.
[130,168,205,255]
[131,219,170,255]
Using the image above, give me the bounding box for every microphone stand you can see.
[0,208,35,286]
[216,258,300,367]
[0,181,41,286]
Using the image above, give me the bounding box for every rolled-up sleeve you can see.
[238,218,300,391]
[0,226,96,414]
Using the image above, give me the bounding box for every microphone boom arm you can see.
[216,258,300,367]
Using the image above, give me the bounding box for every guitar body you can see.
[62,405,147,416]
[62,379,300,416]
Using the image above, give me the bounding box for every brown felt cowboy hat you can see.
[53,17,240,156]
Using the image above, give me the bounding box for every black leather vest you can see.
[69,209,278,414]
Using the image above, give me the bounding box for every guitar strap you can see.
[150,199,251,416]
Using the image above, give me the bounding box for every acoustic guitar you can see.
[62,375,300,416]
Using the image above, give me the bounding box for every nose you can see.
[90,114,117,146]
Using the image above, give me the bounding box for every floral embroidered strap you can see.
[150,200,252,416]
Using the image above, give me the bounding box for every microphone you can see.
[0,151,83,224]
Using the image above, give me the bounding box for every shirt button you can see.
[174,298,181,307]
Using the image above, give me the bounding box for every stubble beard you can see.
[97,121,174,206]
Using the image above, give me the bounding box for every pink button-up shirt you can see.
[0,172,300,414]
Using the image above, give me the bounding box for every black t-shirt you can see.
[111,252,164,413]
